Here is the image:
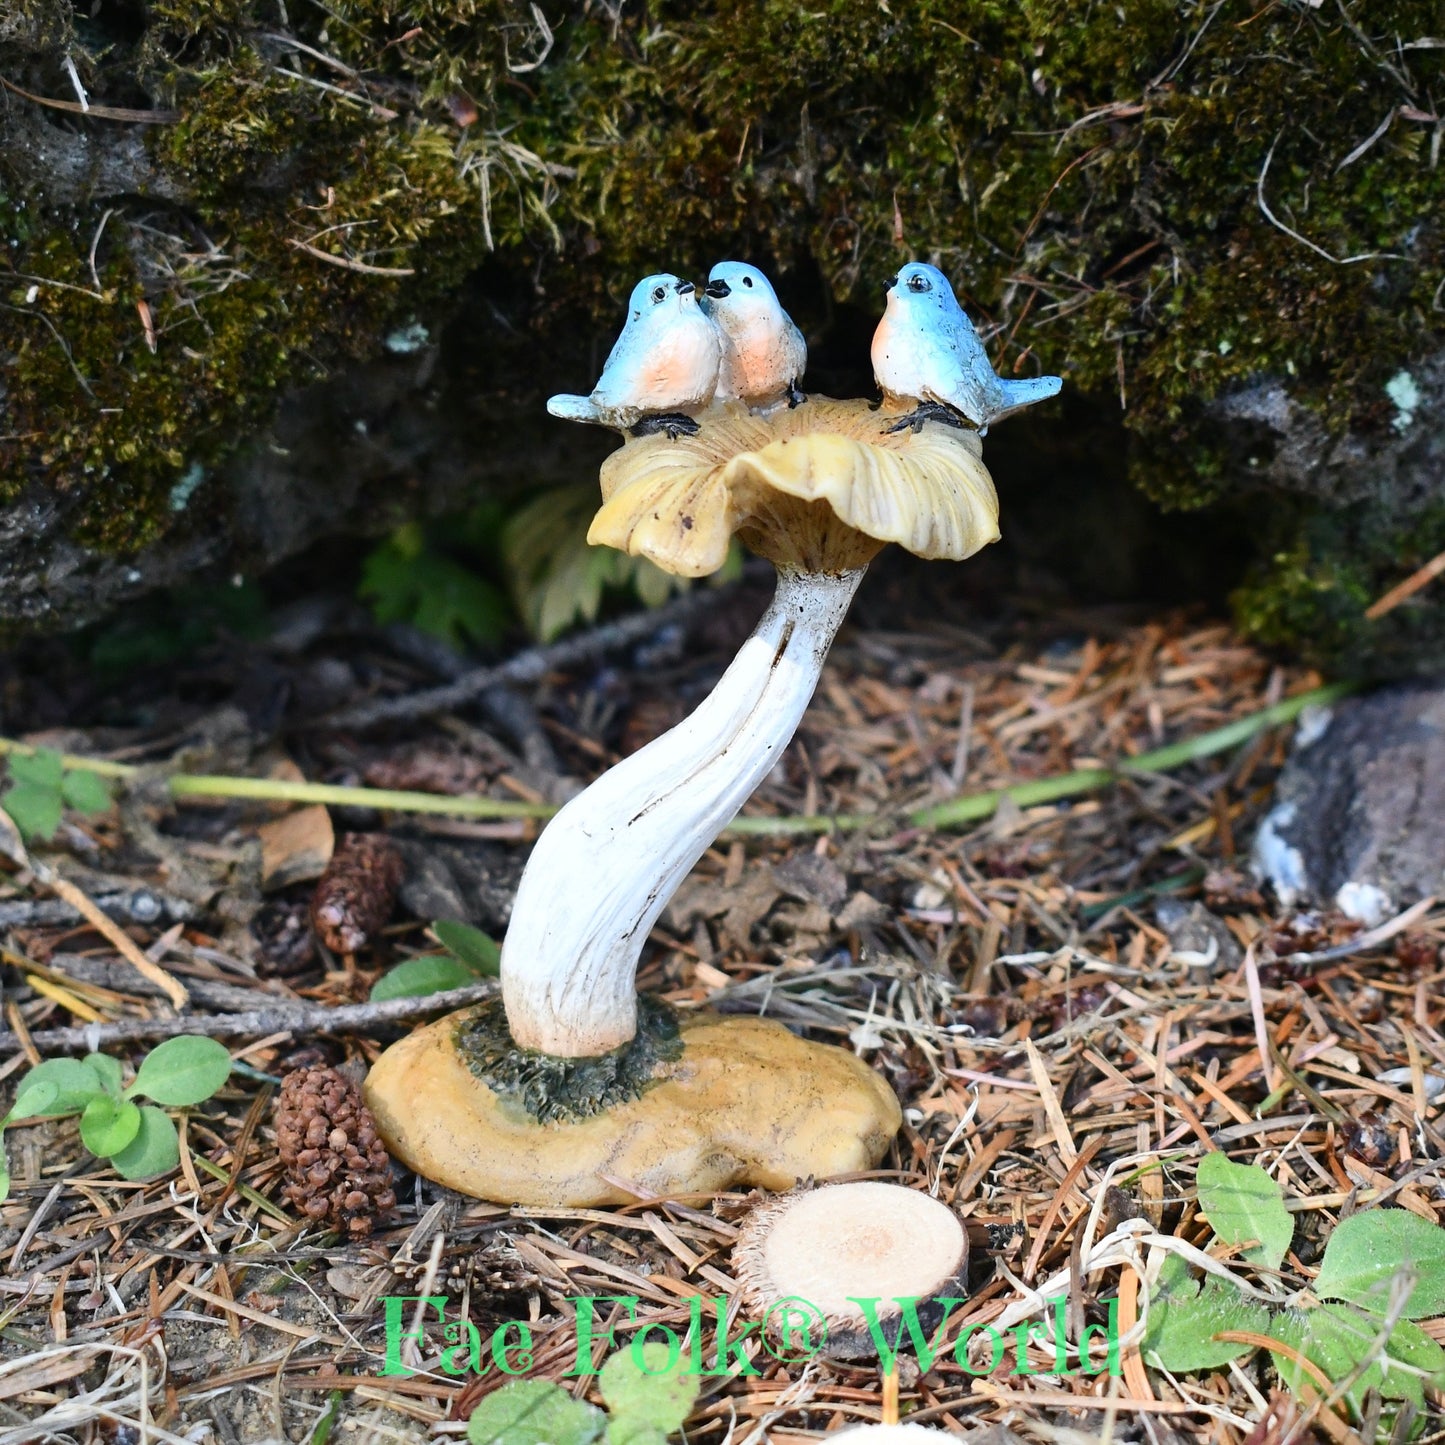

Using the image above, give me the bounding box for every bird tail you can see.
[546,393,602,424]
[989,375,1063,424]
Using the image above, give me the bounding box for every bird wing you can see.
[591,318,651,411]
[923,311,1005,423]
[783,316,808,384]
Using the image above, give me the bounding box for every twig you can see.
[285,238,414,276]
[318,584,723,730]
[1256,132,1402,265]
[0,981,496,1054]
[1284,894,1436,965]
[29,861,189,1009]
[1243,946,1279,1093]
[1364,547,1445,619]
[0,74,179,122]
[949,681,974,790]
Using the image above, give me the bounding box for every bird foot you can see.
[630,413,700,441]
[881,402,969,435]
[787,384,807,409]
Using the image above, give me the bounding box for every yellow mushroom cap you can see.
[587,397,999,577]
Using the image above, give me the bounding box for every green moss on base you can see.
[454,994,683,1125]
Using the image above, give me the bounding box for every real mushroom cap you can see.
[589,397,999,577]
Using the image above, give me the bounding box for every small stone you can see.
[1155,898,1241,974]
[1252,684,1445,924]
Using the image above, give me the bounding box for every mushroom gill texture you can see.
[588,397,999,577]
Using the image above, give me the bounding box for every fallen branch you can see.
[0,981,496,1055]
[317,583,724,730]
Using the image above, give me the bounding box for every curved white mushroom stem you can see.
[501,566,865,1056]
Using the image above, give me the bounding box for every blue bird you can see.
[701,261,807,412]
[871,262,1062,435]
[548,273,720,438]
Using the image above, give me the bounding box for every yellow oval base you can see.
[363,1010,901,1206]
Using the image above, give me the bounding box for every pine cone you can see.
[310,833,404,954]
[275,1066,396,1238]
[252,897,317,976]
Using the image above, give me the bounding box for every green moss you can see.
[453,994,683,1124]
[2,0,1441,658]
[1236,503,1445,678]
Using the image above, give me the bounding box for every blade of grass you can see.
[0,681,1352,836]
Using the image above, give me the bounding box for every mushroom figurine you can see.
[365,265,1043,1207]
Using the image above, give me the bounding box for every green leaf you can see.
[126,1037,231,1106]
[110,1106,180,1181]
[0,1137,9,1204]
[1270,1303,1445,1419]
[1196,1152,1293,1271]
[309,1389,344,1445]
[10,1058,106,1119]
[370,954,477,1002]
[8,748,65,789]
[85,1053,125,1097]
[1143,1272,1271,1373]
[80,1095,143,1158]
[1313,1209,1445,1318]
[599,1343,699,1438]
[503,485,687,643]
[432,920,502,976]
[61,769,114,814]
[3,781,63,841]
[466,1380,604,1445]
[359,531,508,650]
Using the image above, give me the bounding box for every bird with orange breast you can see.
[701,261,807,413]
[548,273,721,438]
[871,262,1061,435]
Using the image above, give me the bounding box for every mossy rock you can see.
[1,0,1441,666]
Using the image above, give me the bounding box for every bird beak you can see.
[885,273,898,293]
[704,279,731,299]
[675,280,696,295]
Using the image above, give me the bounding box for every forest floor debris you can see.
[1,571,1441,1442]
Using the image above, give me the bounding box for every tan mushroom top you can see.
[588,397,999,576]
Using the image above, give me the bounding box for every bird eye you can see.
[907,273,931,293]
[651,286,667,303]
[742,276,753,287]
